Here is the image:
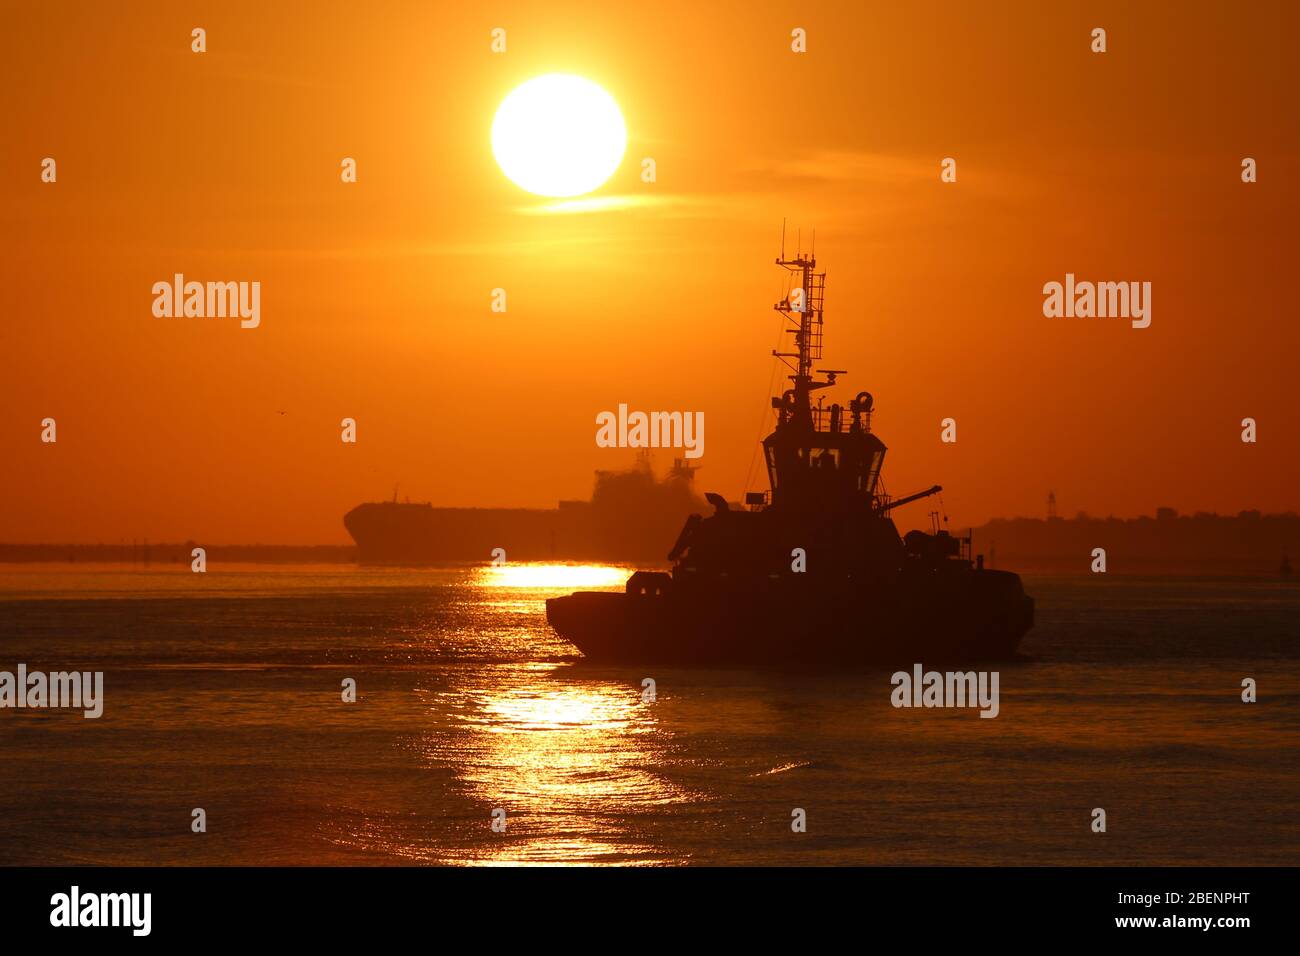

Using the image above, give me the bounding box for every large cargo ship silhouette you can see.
[546,247,1035,666]
[344,456,705,565]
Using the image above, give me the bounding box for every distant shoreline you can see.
[2,508,1295,574]
[0,543,358,564]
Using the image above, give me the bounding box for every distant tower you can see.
[1047,491,1057,520]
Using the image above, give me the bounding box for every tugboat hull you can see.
[546,570,1034,667]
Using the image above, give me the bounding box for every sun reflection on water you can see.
[476,563,629,590]
[421,666,697,865]
[319,564,696,865]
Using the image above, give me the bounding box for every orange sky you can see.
[2,0,1297,544]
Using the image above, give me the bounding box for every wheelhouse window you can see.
[813,447,840,470]
[862,449,883,492]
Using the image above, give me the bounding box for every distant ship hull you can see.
[344,460,705,565]
[344,502,577,565]
[547,569,1034,666]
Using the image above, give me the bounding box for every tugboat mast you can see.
[761,233,939,518]
[772,241,834,428]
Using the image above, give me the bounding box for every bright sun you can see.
[491,74,627,198]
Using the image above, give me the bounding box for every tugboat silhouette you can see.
[547,247,1035,666]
